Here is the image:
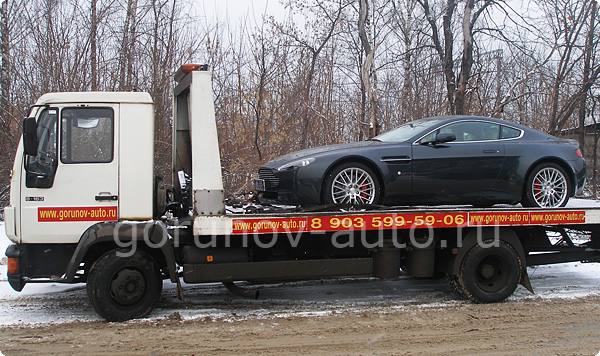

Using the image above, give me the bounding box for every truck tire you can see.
[447,274,467,299]
[86,249,163,322]
[458,240,521,303]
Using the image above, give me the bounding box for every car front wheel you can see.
[522,163,571,208]
[323,162,380,205]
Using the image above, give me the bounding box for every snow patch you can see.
[0,222,7,282]
[567,198,600,208]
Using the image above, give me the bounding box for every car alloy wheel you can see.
[330,167,376,204]
[531,167,568,207]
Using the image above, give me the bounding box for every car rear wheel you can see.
[522,163,571,208]
[323,162,380,205]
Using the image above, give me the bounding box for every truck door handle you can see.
[483,150,500,154]
[95,195,118,201]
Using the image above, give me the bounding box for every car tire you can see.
[322,162,381,205]
[458,240,521,303]
[522,163,571,208]
[87,249,163,322]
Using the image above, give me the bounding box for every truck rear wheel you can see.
[458,240,521,303]
[447,274,467,299]
[86,249,162,322]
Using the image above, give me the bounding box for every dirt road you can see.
[2,295,600,356]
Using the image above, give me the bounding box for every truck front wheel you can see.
[458,240,521,303]
[86,249,163,321]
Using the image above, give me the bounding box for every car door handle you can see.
[483,150,500,154]
[95,195,118,201]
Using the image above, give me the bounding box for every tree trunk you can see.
[120,0,137,90]
[455,0,475,115]
[126,0,138,90]
[578,0,597,156]
[441,0,457,114]
[0,0,9,136]
[90,0,98,90]
[358,0,379,138]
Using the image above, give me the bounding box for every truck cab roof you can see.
[35,92,153,105]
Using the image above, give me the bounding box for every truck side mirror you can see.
[23,117,38,156]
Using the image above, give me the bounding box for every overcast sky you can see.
[197,0,288,25]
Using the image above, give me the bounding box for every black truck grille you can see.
[258,167,279,190]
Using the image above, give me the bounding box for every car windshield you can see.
[373,118,445,143]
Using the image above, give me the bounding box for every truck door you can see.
[20,105,119,244]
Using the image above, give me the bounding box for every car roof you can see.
[423,115,532,130]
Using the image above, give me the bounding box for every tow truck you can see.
[4,64,600,321]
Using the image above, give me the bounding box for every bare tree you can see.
[0,0,10,135]
[358,0,380,137]
[119,0,138,90]
[391,0,421,123]
[90,0,98,90]
[275,0,347,148]
[248,34,270,161]
[542,0,600,136]
[577,0,598,155]
[417,0,496,115]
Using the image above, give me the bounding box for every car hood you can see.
[263,141,385,168]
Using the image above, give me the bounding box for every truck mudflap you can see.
[443,227,534,294]
[5,244,25,292]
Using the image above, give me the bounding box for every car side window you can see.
[439,121,500,142]
[418,131,438,143]
[501,126,522,139]
[61,107,114,163]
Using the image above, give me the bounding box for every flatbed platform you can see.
[195,199,600,235]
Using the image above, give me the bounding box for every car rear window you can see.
[501,126,522,139]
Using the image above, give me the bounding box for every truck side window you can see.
[61,107,114,163]
[25,108,58,188]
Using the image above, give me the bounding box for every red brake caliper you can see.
[533,178,542,198]
[360,178,367,199]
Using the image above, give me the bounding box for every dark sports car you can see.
[254,116,586,208]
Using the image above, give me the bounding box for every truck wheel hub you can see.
[480,264,495,279]
[110,268,145,306]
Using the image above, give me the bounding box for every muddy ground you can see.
[1,295,600,356]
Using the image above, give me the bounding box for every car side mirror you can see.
[23,117,38,156]
[436,132,456,143]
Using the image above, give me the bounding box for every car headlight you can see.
[276,157,315,171]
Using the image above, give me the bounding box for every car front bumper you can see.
[254,167,322,206]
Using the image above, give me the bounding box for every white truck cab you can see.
[5,92,155,245]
